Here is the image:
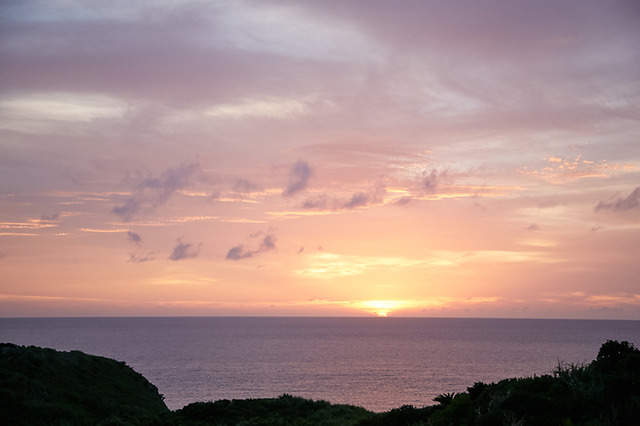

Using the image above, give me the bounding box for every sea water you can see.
[1,317,639,412]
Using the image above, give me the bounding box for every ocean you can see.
[1,317,639,412]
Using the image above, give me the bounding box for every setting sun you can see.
[359,300,406,317]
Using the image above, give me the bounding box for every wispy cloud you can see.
[595,187,640,212]
[296,252,425,278]
[126,230,142,244]
[40,213,60,221]
[520,155,634,184]
[126,230,152,262]
[225,245,253,261]
[226,232,277,260]
[341,192,369,209]
[276,179,516,218]
[128,252,155,263]
[168,239,201,261]
[299,183,387,212]
[421,169,450,194]
[80,228,129,233]
[283,160,312,197]
[232,178,260,194]
[112,163,202,221]
[204,97,315,119]
[0,221,57,231]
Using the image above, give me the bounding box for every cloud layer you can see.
[1,0,639,319]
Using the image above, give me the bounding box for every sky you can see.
[1,0,639,319]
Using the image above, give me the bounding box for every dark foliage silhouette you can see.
[2,340,639,425]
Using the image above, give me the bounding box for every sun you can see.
[360,300,403,317]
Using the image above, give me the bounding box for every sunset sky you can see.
[1,0,639,319]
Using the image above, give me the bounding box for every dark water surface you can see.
[2,317,639,411]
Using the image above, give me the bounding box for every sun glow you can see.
[359,300,404,317]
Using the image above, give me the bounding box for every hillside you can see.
[0,343,168,425]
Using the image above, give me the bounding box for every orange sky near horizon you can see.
[1,0,639,319]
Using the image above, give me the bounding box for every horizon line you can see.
[1,315,638,321]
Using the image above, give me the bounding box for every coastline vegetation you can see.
[1,340,639,425]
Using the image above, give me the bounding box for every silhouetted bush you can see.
[361,404,432,426]
[173,394,372,425]
[0,343,168,425]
